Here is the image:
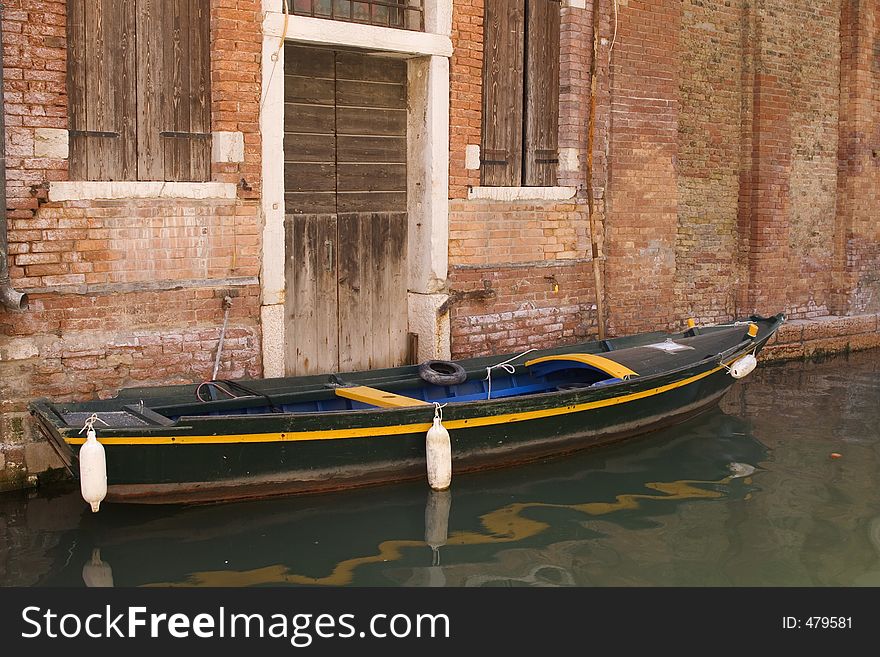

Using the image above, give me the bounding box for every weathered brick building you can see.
[1,0,879,489]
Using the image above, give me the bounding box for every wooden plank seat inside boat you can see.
[334,385,429,408]
[52,404,177,429]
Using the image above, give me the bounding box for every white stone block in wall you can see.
[408,292,451,362]
[0,338,39,362]
[465,144,481,170]
[260,303,286,378]
[212,131,245,163]
[564,0,587,8]
[34,128,69,159]
[559,147,580,172]
[48,181,237,201]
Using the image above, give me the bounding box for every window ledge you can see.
[467,186,577,201]
[48,181,238,202]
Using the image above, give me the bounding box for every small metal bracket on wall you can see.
[438,287,497,315]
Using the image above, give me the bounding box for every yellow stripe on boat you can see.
[334,386,429,408]
[63,362,729,446]
[524,353,639,380]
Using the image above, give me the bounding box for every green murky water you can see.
[2,349,879,587]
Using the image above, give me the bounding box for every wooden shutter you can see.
[68,0,137,181]
[524,0,560,186]
[480,0,525,186]
[137,0,211,182]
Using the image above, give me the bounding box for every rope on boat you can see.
[719,345,760,379]
[78,413,108,434]
[195,379,284,413]
[484,349,537,400]
[195,381,237,402]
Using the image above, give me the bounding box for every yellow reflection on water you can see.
[144,475,738,587]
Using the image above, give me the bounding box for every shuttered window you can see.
[68,0,211,182]
[481,0,559,187]
[290,0,425,31]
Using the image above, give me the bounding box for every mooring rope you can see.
[484,349,537,400]
[78,413,107,435]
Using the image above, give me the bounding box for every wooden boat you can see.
[29,313,785,506]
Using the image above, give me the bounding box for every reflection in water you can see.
[424,490,450,586]
[1,349,879,587]
[728,462,756,478]
[82,548,113,588]
[866,518,880,585]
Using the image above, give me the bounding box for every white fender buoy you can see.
[426,403,451,491]
[82,548,114,587]
[729,353,757,379]
[79,415,107,513]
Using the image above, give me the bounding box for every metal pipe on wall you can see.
[586,0,605,339]
[0,4,28,311]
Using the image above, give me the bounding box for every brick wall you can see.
[786,1,839,319]
[2,0,67,216]
[675,0,741,325]
[603,0,681,336]
[449,199,590,265]
[0,287,262,400]
[6,199,259,289]
[449,260,598,359]
[557,3,592,189]
[447,1,600,357]
[449,0,880,360]
[211,0,262,196]
[835,0,880,315]
[675,0,840,325]
[448,199,598,357]
[449,0,483,198]
[0,0,264,485]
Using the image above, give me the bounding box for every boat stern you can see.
[28,398,77,476]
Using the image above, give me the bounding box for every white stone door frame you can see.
[260,1,453,377]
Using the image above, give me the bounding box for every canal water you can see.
[1,349,878,587]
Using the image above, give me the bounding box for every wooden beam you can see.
[335,386,429,408]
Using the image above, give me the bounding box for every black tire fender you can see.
[418,360,468,386]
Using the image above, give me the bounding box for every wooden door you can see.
[284,46,409,376]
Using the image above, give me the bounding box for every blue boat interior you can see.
[159,362,624,420]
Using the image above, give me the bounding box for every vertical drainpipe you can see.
[0,4,28,311]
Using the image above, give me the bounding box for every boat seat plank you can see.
[524,353,639,379]
[335,385,430,408]
[122,404,176,426]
